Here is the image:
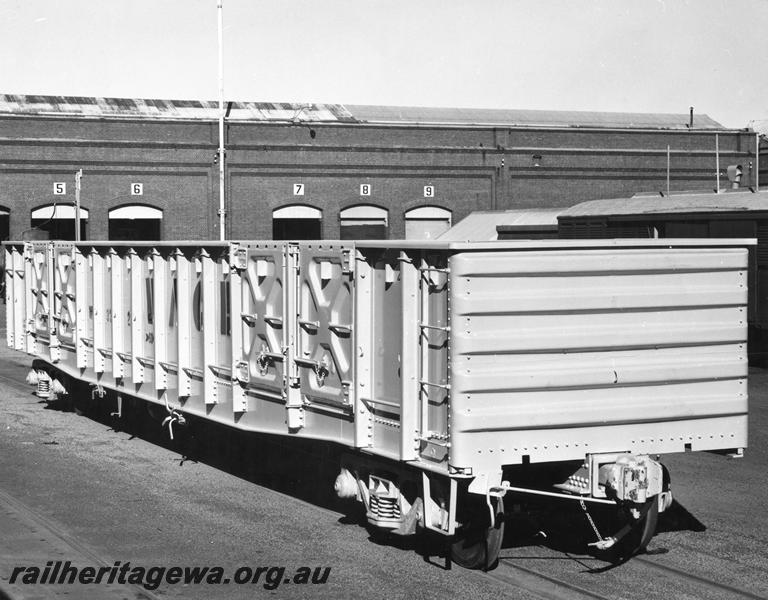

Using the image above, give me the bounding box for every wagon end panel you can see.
[448,245,749,478]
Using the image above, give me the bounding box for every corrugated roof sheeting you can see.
[0,95,355,122]
[439,209,561,241]
[559,190,768,217]
[345,104,724,129]
[0,94,729,129]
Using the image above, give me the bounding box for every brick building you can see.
[0,95,763,241]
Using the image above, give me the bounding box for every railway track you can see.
[0,487,162,600]
[486,561,615,600]
[633,556,766,600]
[483,549,766,600]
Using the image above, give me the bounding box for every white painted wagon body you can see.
[4,238,751,567]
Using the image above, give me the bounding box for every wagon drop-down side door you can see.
[230,244,287,415]
[291,244,356,425]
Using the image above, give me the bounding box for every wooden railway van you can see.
[4,239,751,570]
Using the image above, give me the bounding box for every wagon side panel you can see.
[25,241,54,361]
[5,244,27,352]
[353,248,407,459]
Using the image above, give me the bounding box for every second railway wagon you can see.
[4,238,750,569]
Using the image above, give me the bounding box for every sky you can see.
[0,0,766,129]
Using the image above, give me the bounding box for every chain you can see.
[580,498,603,542]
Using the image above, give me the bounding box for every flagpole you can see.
[217,0,226,240]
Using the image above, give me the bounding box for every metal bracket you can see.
[328,322,352,335]
[341,249,354,275]
[254,345,284,375]
[293,355,330,386]
[419,323,450,333]
[241,312,258,326]
[298,319,319,331]
[230,245,247,271]
[234,360,250,383]
[110,394,123,418]
[421,473,457,536]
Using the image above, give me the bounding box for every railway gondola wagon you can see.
[4,238,750,570]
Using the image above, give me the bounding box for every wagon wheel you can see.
[601,497,659,563]
[450,495,505,571]
[608,465,670,562]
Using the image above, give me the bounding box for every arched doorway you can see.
[31,204,89,240]
[404,206,452,240]
[272,205,322,240]
[109,204,163,241]
[339,205,388,240]
[0,207,9,242]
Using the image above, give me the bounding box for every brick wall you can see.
[0,114,758,241]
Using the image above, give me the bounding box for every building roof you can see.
[0,95,355,122]
[559,190,768,218]
[0,94,728,129]
[346,105,724,129]
[439,209,561,241]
